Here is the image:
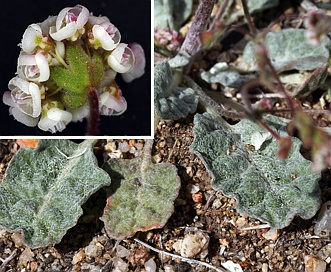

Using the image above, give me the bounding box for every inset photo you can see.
[0,0,152,137]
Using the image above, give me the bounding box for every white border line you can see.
[2,1,155,140]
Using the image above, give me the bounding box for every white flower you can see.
[38,105,72,133]
[17,52,50,82]
[2,91,39,127]
[7,77,43,117]
[49,5,89,41]
[122,43,146,83]
[89,21,121,51]
[21,24,43,53]
[69,103,90,122]
[107,43,135,73]
[99,83,127,116]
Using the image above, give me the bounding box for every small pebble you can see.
[72,249,86,265]
[262,228,279,241]
[116,245,130,258]
[112,256,129,272]
[186,184,200,194]
[144,258,156,272]
[314,201,331,237]
[318,243,331,261]
[84,244,98,258]
[192,192,203,203]
[18,248,34,267]
[11,232,24,247]
[304,255,326,272]
[180,231,209,258]
[118,141,130,152]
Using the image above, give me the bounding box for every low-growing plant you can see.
[0,139,180,248]
[154,0,331,228]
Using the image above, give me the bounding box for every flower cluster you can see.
[304,10,331,45]
[3,5,145,133]
[154,28,183,56]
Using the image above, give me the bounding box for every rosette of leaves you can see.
[190,113,321,229]
[0,140,111,248]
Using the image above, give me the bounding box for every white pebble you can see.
[116,245,130,258]
[118,142,130,152]
[180,231,209,258]
[84,244,98,257]
[144,258,156,272]
[112,257,129,272]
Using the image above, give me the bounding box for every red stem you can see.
[87,86,100,136]
[180,0,215,56]
[241,0,257,36]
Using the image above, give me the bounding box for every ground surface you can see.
[0,135,330,271]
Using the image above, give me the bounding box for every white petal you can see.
[49,23,76,41]
[21,24,42,53]
[11,107,39,127]
[70,103,90,122]
[75,5,89,29]
[88,15,110,25]
[39,16,57,35]
[55,7,71,30]
[122,43,146,83]
[99,92,127,115]
[48,108,72,122]
[38,108,72,133]
[35,53,50,82]
[28,83,42,117]
[92,25,117,51]
[2,91,15,107]
[107,44,135,73]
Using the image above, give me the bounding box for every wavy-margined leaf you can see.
[0,140,111,248]
[101,146,180,240]
[154,61,198,120]
[190,113,321,229]
[241,28,330,72]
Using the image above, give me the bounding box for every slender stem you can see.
[241,0,257,35]
[209,0,229,30]
[87,86,100,136]
[264,59,296,117]
[180,0,216,56]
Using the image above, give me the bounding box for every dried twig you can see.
[0,249,17,268]
[134,238,227,272]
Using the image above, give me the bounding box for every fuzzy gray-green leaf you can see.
[154,0,193,30]
[0,140,111,248]
[101,155,180,240]
[241,28,330,72]
[190,113,321,229]
[154,61,198,120]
